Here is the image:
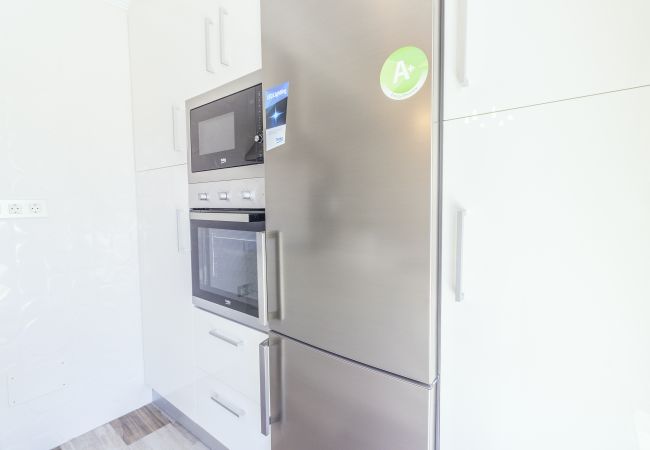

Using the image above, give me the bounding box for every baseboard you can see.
[152,390,228,450]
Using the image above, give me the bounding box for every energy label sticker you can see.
[380,46,429,101]
[265,82,289,151]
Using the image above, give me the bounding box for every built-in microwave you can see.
[190,209,267,331]
[187,70,264,184]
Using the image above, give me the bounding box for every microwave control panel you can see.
[189,178,265,210]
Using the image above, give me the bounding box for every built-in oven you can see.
[187,70,264,184]
[190,209,267,331]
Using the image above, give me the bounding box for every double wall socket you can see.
[0,200,48,219]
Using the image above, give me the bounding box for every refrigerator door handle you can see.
[455,208,466,302]
[259,339,271,436]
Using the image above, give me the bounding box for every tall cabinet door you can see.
[441,88,650,450]
[268,333,435,450]
[262,0,439,385]
[136,165,193,403]
[128,0,262,171]
[444,0,650,119]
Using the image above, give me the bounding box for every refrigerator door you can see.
[262,0,439,383]
[268,333,435,450]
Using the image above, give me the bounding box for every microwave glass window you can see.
[198,227,259,308]
[198,112,236,155]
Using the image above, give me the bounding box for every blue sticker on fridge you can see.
[264,82,289,151]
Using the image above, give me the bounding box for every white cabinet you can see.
[193,307,268,402]
[444,0,650,119]
[136,165,194,404]
[128,0,262,171]
[192,307,270,450]
[441,87,650,450]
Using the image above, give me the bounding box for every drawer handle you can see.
[211,394,245,418]
[209,329,243,347]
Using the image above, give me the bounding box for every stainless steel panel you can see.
[269,333,435,450]
[192,301,269,333]
[188,179,265,209]
[262,0,440,383]
[189,211,262,222]
[186,70,264,184]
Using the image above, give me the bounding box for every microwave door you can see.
[189,82,263,174]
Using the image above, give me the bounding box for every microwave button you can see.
[254,134,263,143]
[198,192,209,201]
[241,191,253,200]
[218,192,230,201]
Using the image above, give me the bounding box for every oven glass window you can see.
[198,112,236,155]
[197,227,259,310]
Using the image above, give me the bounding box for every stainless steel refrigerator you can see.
[261,0,441,448]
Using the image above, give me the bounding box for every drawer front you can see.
[194,376,270,450]
[193,307,267,402]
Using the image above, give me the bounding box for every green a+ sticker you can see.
[380,46,429,101]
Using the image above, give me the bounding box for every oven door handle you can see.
[190,211,260,222]
[257,231,268,327]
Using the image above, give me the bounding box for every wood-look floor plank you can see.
[59,423,128,450]
[127,423,208,450]
[109,404,171,445]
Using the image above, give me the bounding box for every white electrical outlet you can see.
[8,203,23,215]
[0,200,48,219]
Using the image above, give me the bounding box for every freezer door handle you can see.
[259,339,271,436]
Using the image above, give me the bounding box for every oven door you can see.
[189,84,263,174]
[190,211,267,330]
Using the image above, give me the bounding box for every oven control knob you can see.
[254,134,263,143]
[218,192,230,201]
[241,191,253,200]
[198,192,209,201]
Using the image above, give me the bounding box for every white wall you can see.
[0,1,149,449]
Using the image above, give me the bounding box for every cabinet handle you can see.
[457,0,470,87]
[211,394,245,418]
[209,329,243,347]
[219,7,230,67]
[455,209,466,302]
[171,106,184,153]
[175,209,188,253]
[204,17,215,73]
[259,340,271,436]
